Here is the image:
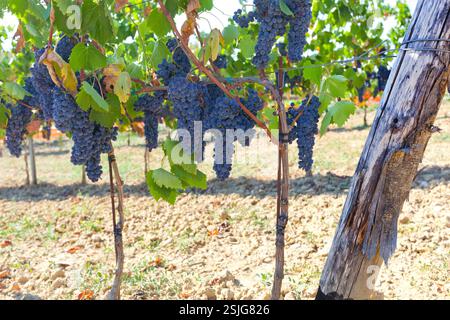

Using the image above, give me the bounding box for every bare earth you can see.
[0,103,449,300]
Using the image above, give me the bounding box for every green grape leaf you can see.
[0,104,10,127]
[69,43,107,72]
[279,0,294,16]
[3,82,29,100]
[150,40,170,68]
[81,0,114,45]
[171,165,207,190]
[326,75,348,98]
[222,25,239,46]
[142,8,171,38]
[76,81,110,112]
[146,171,179,205]
[239,35,256,59]
[162,139,197,174]
[319,100,356,135]
[303,61,322,86]
[199,0,213,11]
[152,168,183,189]
[89,109,116,128]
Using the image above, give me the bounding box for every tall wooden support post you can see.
[317,0,450,300]
[27,136,37,185]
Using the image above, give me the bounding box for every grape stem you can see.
[156,0,275,142]
[271,58,290,300]
[106,147,125,300]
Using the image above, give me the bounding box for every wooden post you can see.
[27,136,37,185]
[316,0,450,300]
[81,165,87,185]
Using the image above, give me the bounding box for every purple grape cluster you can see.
[252,0,289,68]
[52,88,118,182]
[134,91,166,150]
[156,38,191,85]
[234,0,312,68]
[285,0,312,62]
[5,103,33,157]
[288,95,320,172]
[56,35,76,63]
[213,55,228,69]
[31,48,56,120]
[168,77,204,159]
[375,65,390,94]
[233,9,256,28]
[204,89,263,179]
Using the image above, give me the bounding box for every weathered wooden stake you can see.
[316,0,450,300]
[27,136,37,185]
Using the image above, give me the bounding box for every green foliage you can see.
[69,43,107,72]
[146,138,207,205]
[0,0,412,204]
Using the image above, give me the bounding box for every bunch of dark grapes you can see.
[252,0,289,68]
[286,0,312,62]
[156,59,179,85]
[56,35,76,63]
[233,9,256,28]
[168,77,204,159]
[233,0,312,68]
[52,87,117,182]
[157,38,191,85]
[31,48,56,120]
[286,74,303,92]
[204,89,263,179]
[213,55,228,69]
[206,96,240,180]
[288,95,320,172]
[5,103,33,157]
[134,91,166,150]
[23,77,39,108]
[375,65,390,95]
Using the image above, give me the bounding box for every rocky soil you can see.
[0,105,449,300]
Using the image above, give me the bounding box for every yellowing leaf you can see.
[13,24,25,53]
[40,48,78,96]
[209,29,223,61]
[114,72,132,103]
[103,64,124,93]
[186,0,200,14]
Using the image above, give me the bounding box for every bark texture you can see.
[317,0,450,300]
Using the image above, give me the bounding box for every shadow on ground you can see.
[1,166,448,202]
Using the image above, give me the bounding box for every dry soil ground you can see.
[0,103,449,300]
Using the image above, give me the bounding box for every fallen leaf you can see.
[0,240,12,248]
[78,289,94,300]
[179,292,190,299]
[149,256,164,268]
[208,229,219,237]
[166,264,176,271]
[11,283,21,292]
[67,245,83,254]
[0,270,11,279]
